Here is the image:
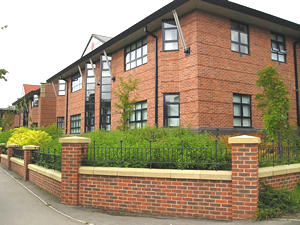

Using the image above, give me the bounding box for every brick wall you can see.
[39,83,56,127]
[28,102,39,127]
[28,169,61,199]
[10,161,25,178]
[79,175,232,220]
[1,157,9,168]
[260,172,300,191]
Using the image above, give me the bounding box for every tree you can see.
[0,110,15,130]
[0,25,8,81]
[255,66,290,141]
[114,75,138,131]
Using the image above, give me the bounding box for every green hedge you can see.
[82,127,231,170]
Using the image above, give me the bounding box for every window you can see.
[85,63,95,133]
[125,37,147,71]
[164,94,180,127]
[130,101,147,129]
[233,94,251,128]
[70,114,81,134]
[32,95,39,108]
[271,33,286,63]
[162,21,179,51]
[231,21,249,54]
[58,80,66,96]
[57,117,64,129]
[71,74,82,92]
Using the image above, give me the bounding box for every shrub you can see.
[0,129,14,144]
[257,183,300,220]
[7,127,52,147]
[82,127,231,170]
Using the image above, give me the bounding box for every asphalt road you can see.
[1,165,300,225]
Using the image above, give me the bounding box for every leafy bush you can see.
[82,127,231,170]
[0,129,14,144]
[7,127,52,147]
[257,183,300,220]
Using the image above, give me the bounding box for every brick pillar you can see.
[59,136,90,205]
[23,145,39,180]
[7,144,18,170]
[229,135,261,220]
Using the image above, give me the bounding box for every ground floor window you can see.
[70,114,81,134]
[130,101,147,129]
[233,93,251,128]
[100,101,111,131]
[164,93,180,127]
[57,117,64,129]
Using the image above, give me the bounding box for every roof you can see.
[47,0,300,83]
[23,84,40,95]
[81,34,112,57]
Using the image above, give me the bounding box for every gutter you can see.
[145,27,158,127]
[294,40,300,127]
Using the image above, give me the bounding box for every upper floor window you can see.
[125,38,147,71]
[231,21,249,55]
[71,73,82,92]
[271,33,286,63]
[164,93,180,127]
[162,21,179,51]
[233,94,251,128]
[32,94,39,108]
[130,101,147,129]
[58,79,66,96]
[86,63,95,103]
[57,117,64,129]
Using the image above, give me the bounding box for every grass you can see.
[257,182,300,220]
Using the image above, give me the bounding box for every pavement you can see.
[1,165,300,225]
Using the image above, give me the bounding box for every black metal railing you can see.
[1,147,7,155]
[32,147,61,171]
[82,140,232,170]
[259,140,300,167]
[13,148,24,159]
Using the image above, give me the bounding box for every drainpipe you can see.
[293,40,300,127]
[144,27,158,127]
[62,77,69,134]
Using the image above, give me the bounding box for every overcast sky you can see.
[0,0,299,108]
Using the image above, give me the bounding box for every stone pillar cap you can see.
[23,145,40,150]
[228,135,261,144]
[6,144,19,148]
[59,136,91,144]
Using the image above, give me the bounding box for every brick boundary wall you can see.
[260,173,300,191]
[28,169,61,199]
[10,159,25,178]
[2,137,300,221]
[1,156,9,168]
[79,175,232,220]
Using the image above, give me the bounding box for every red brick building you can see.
[12,83,56,128]
[6,0,300,134]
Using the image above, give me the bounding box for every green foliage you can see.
[82,127,231,170]
[257,183,300,220]
[0,69,8,81]
[114,75,138,131]
[0,129,14,144]
[0,111,15,130]
[256,66,290,141]
[7,127,52,147]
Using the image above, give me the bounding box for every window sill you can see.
[231,50,250,56]
[161,49,179,52]
[71,89,82,93]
